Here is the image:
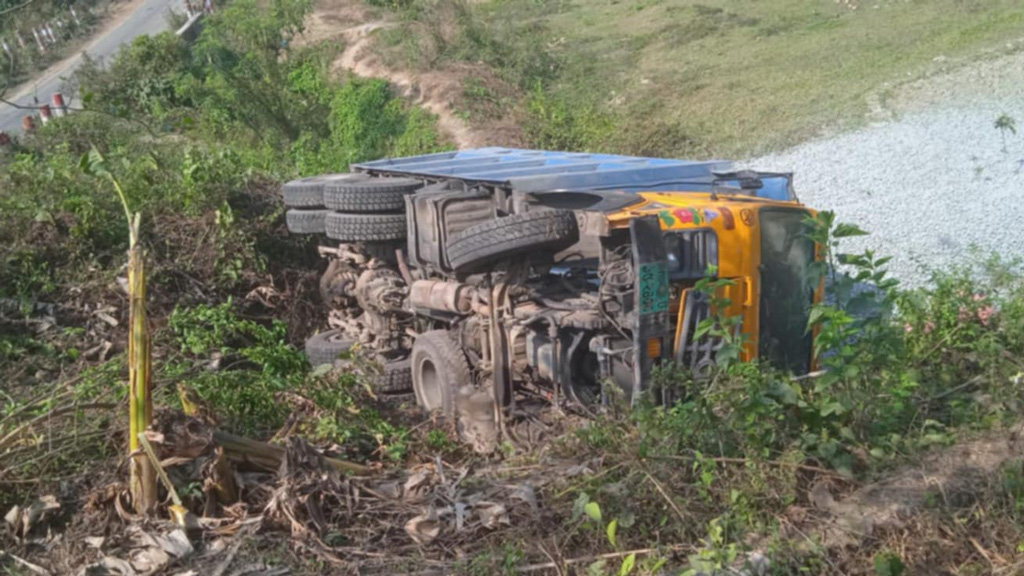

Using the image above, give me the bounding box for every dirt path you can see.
[299,0,496,149]
[331,21,483,149]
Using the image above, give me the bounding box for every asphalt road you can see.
[0,0,178,133]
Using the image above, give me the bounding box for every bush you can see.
[77,33,195,120]
[167,301,410,458]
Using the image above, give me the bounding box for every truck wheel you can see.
[325,212,407,242]
[286,209,329,234]
[375,359,414,394]
[411,330,472,414]
[446,210,579,272]
[324,177,423,212]
[282,173,368,207]
[305,330,356,367]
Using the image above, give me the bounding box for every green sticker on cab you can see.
[637,262,670,315]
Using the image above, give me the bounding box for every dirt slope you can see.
[335,22,483,148]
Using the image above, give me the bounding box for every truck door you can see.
[758,208,815,374]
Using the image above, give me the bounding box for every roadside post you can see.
[22,116,36,132]
[39,105,52,125]
[33,29,46,52]
[52,93,68,117]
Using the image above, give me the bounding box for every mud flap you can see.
[630,216,673,406]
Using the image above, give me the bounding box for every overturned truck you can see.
[283,148,819,447]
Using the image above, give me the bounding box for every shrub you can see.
[522,83,614,152]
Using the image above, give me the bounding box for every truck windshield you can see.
[758,208,815,374]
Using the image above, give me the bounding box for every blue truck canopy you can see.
[352,147,794,201]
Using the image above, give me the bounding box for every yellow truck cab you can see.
[607,191,818,375]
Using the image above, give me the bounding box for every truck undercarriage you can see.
[282,148,816,450]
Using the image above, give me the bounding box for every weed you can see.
[426,428,453,451]
[467,542,524,576]
[995,113,1017,152]
[523,83,614,152]
[873,551,905,576]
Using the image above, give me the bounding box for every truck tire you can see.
[323,177,423,213]
[446,210,579,271]
[305,330,356,366]
[286,209,329,234]
[282,173,368,207]
[325,212,407,242]
[375,359,414,394]
[411,330,472,414]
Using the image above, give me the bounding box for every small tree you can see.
[994,113,1017,153]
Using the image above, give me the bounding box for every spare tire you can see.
[411,330,472,414]
[305,330,356,367]
[286,209,329,234]
[375,359,414,394]
[325,212,407,242]
[446,210,579,271]
[281,173,368,208]
[323,177,423,213]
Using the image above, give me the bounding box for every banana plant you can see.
[81,147,157,515]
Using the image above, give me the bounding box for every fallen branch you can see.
[0,430,110,471]
[0,552,51,575]
[645,453,856,482]
[0,385,76,430]
[0,403,117,451]
[791,369,827,382]
[643,470,688,526]
[210,525,253,576]
[515,544,691,573]
[925,374,986,404]
[213,430,368,475]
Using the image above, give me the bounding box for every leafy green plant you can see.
[683,517,741,576]
[873,550,905,576]
[692,267,745,369]
[167,301,306,434]
[567,493,644,575]
[800,211,905,469]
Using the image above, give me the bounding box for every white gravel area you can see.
[749,50,1024,287]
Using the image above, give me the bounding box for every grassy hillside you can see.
[4,1,1024,573]
[373,0,1024,157]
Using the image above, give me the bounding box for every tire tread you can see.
[446,210,579,271]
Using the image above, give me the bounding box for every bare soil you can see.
[806,422,1024,549]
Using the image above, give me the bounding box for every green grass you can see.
[379,0,1024,157]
